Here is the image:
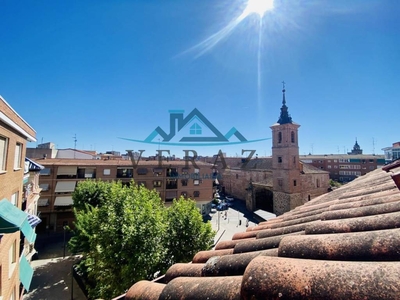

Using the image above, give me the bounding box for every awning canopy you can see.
[27,214,41,228]
[25,157,44,171]
[57,166,77,176]
[54,196,73,206]
[19,255,34,292]
[0,199,36,243]
[55,181,76,193]
[254,209,277,221]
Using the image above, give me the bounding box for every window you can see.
[77,168,96,178]
[153,168,163,176]
[166,168,178,177]
[293,180,297,186]
[14,143,22,170]
[0,135,7,171]
[235,174,239,179]
[40,168,51,175]
[10,192,19,206]
[194,179,200,186]
[190,123,202,135]
[166,179,177,189]
[316,179,320,188]
[194,168,199,174]
[293,156,296,165]
[278,157,282,163]
[327,165,332,169]
[137,181,147,187]
[9,239,17,278]
[103,169,111,175]
[39,183,49,192]
[278,132,282,143]
[278,178,283,186]
[181,168,189,175]
[181,191,187,198]
[153,180,162,187]
[137,168,148,175]
[291,131,295,143]
[181,179,188,186]
[193,191,200,197]
[117,168,133,178]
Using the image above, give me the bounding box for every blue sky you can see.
[1,0,399,157]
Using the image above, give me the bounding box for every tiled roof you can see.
[125,160,400,299]
[301,162,329,174]
[230,157,272,170]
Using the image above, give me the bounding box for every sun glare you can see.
[244,0,274,17]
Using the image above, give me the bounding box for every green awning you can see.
[0,199,36,243]
[19,255,34,292]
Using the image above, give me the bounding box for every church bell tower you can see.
[270,82,302,215]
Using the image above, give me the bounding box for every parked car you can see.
[225,196,234,202]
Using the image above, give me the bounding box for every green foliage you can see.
[69,180,215,299]
[164,197,214,266]
[329,179,342,188]
[72,180,111,210]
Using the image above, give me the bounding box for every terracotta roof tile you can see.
[125,281,165,300]
[241,256,400,299]
[123,161,400,299]
[159,276,242,300]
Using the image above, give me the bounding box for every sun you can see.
[243,0,274,17]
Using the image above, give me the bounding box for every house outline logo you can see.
[120,108,270,146]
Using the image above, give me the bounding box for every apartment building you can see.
[36,158,215,233]
[300,154,385,182]
[0,96,39,299]
[382,142,400,164]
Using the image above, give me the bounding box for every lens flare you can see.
[243,0,274,17]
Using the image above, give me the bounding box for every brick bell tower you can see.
[270,82,302,215]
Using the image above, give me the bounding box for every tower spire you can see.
[277,81,293,124]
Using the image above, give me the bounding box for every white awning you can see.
[37,199,49,207]
[254,209,276,221]
[54,196,73,206]
[57,166,77,176]
[55,181,76,193]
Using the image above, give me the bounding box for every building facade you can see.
[35,159,215,233]
[0,96,39,299]
[382,142,400,164]
[300,154,385,182]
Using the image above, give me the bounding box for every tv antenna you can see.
[73,134,77,158]
[372,138,375,155]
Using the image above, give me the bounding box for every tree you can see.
[68,180,215,299]
[164,197,214,266]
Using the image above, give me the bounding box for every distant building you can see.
[36,159,215,233]
[300,154,385,183]
[0,95,41,299]
[382,142,400,164]
[347,139,363,155]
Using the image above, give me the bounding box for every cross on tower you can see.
[282,81,285,90]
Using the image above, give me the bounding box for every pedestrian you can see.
[246,218,249,227]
